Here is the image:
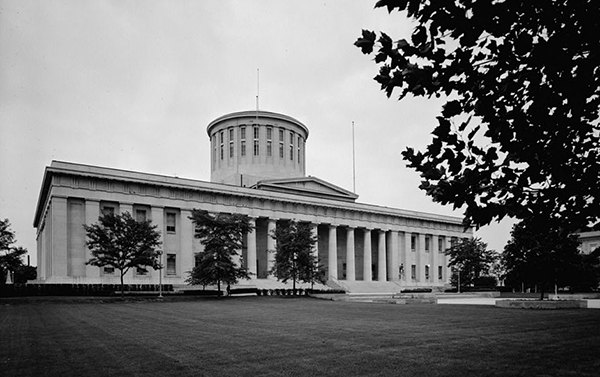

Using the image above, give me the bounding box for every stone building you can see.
[33,110,470,291]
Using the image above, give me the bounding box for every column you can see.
[84,199,100,278]
[345,227,355,281]
[151,206,165,281]
[418,233,426,283]
[51,197,68,278]
[119,203,134,281]
[363,228,372,281]
[388,230,399,281]
[267,218,277,278]
[378,230,387,281]
[180,209,194,280]
[432,234,439,285]
[247,217,257,276]
[404,232,411,283]
[311,223,319,260]
[328,224,337,280]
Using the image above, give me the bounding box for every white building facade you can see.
[34,111,470,291]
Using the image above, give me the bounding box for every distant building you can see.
[33,110,470,291]
[578,231,600,255]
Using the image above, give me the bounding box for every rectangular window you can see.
[166,212,176,233]
[240,126,246,140]
[102,206,115,216]
[241,140,246,157]
[167,254,176,275]
[425,237,430,252]
[411,235,416,251]
[279,128,284,142]
[220,131,225,160]
[425,265,430,280]
[253,126,259,156]
[297,136,301,162]
[279,129,284,158]
[104,266,114,274]
[438,266,443,280]
[135,209,147,222]
[266,127,272,157]
[229,128,234,141]
[289,145,294,160]
[212,136,216,166]
[411,264,416,280]
[136,266,147,275]
[438,236,444,253]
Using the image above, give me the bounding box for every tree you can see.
[502,219,582,299]
[355,1,600,233]
[445,237,498,291]
[84,212,162,296]
[186,210,252,295]
[270,220,324,291]
[0,218,27,284]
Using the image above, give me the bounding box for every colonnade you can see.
[243,217,455,285]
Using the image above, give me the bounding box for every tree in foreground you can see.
[0,218,28,284]
[502,219,584,299]
[355,1,600,233]
[445,237,498,292]
[84,212,162,296]
[186,210,252,295]
[270,220,324,291]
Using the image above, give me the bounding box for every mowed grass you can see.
[1,297,600,377]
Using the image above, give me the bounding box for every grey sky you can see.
[0,0,513,265]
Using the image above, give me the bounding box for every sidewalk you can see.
[437,297,600,309]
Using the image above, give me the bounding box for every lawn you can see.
[1,297,599,376]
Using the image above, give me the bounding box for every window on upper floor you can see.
[425,237,430,252]
[166,212,176,233]
[135,209,147,222]
[411,235,416,251]
[438,236,444,253]
[438,266,443,280]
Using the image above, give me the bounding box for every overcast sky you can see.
[0,0,514,265]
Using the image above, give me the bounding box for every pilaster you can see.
[378,230,386,281]
[247,217,257,276]
[51,197,68,278]
[346,227,355,281]
[328,224,337,280]
[84,199,100,278]
[363,228,372,281]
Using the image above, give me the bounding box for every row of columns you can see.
[242,219,448,283]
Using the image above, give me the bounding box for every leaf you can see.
[354,30,377,54]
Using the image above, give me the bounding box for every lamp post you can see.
[158,250,163,298]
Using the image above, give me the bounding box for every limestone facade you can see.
[33,110,471,288]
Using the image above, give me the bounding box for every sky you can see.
[0,0,514,265]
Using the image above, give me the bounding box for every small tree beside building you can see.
[0,218,29,285]
[445,237,498,292]
[84,212,162,296]
[186,210,252,295]
[270,220,324,291]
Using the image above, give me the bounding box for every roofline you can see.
[206,110,309,138]
[34,160,467,229]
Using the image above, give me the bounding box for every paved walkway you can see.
[437,297,600,309]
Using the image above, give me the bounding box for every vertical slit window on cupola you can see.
[253,126,259,156]
[297,136,301,164]
[279,129,284,158]
[229,128,234,158]
[289,132,294,161]
[219,131,224,160]
[240,126,246,157]
[266,127,272,157]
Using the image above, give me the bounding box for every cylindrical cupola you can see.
[207,110,309,187]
